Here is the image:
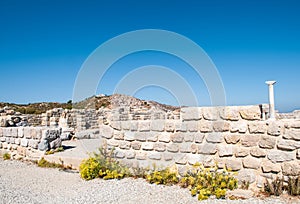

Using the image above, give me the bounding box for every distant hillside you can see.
[0,94,179,114]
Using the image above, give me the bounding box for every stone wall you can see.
[94,105,300,187]
[0,127,61,160]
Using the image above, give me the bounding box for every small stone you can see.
[194,133,205,143]
[239,106,261,120]
[130,121,138,131]
[175,155,187,165]
[28,139,39,149]
[124,132,135,141]
[250,147,266,158]
[167,143,179,153]
[17,146,26,156]
[158,133,170,143]
[277,139,300,151]
[180,143,193,153]
[206,133,223,143]
[107,139,119,147]
[131,141,141,150]
[119,141,131,149]
[235,147,249,157]
[261,160,281,173]
[242,157,261,169]
[163,153,173,161]
[49,137,62,149]
[283,129,300,141]
[183,133,194,142]
[241,135,259,147]
[148,152,161,160]
[236,169,256,184]
[248,122,266,134]
[20,138,28,147]
[224,135,240,144]
[154,143,166,152]
[141,143,154,151]
[110,121,121,130]
[213,121,230,132]
[198,143,217,155]
[165,120,175,132]
[100,125,114,139]
[218,145,233,157]
[38,140,48,151]
[115,150,125,159]
[259,135,276,149]
[199,121,213,133]
[186,121,198,132]
[267,150,295,163]
[202,107,218,121]
[136,152,147,160]
[170,132,184,143]
[24,128,32,139]
[121,121,131,130]
[225,159,242,171]
[297,149,300,159]
[267,121,282,136]
[114,132,124,140]
[126,151,136,159]
[226,189,254,200]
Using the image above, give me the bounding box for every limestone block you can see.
[282,161,300,176]
[267,121,282,136]
[224,135,240,144]
[170,132,184,143]
[75,129,100,139]
[167,143,179,153]
[248,122,266,134]
[114,132,124,140]
[126,151,136,159]
[290,121,300,129]
[181,107,202,121]
[119,141,131,149]
[226,189,254,200]
[107,139,119,147]
[138,121,150,132]
[38,140,48,151]
[218,145,233,157]
[297,149,300,159]
[150,120,165,132]
[219,107,240,121]
[130,121,138,131]
[186,121,198,132]
[188,154,204,165]
[30,128,37,139]
[14,138,20,145]
[100,125,114,139]
[180,143,193,153]
[147,133,158,142]
[206,133,223,143]
[213,121,230,132]
[202,107,218,121]
[131,141,141,150]
[124,132,135,141]
[9,137,14,144]
[175,155,187,165]
[158,133,170,143]
[141,142,154,151]
[49,138,62,149]
[154,143,166,152]
[261,160,281,173]
[239,106,261,120]
[236,169,256,184]
[11,128,18,137]
[199,121,213,133]
[230,122,248,133]
[136,152,147,160]
[29,139,39,149]
[175,122,187,132]
[267,150,295,163]
[20,138,28,147]
[135,132,154,142]
[183,133,194,142]
[165,120,175,132]
[115,150,125,159]
[241,135,259,147]
[235,147,249,157]
[250,147,266,158]
[225,159,242,171]
[191,144,198,153]
[2,128,10,137]
[198,143,217,155]
[0,137,5,142]
[242,157,261,169]
[17,146,26,156]
[148,152,162,160]
[0,128,2,137]
[121,121,131,130]
[110,121,121,130]
[259,135,276,149]
[277,139,300,151]
[163,153,173,161]
[193,133,204,143]
[283,129,300,141]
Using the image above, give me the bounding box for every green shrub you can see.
[3,153,11,160]
[179,163,238,200]
[79,146,130,180]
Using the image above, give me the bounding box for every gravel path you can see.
[0,159,296,204]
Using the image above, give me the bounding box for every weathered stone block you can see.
[114,132,124,140]
[141,142,154,151]
[150,120,165,132]
[218,145,233,157]
[0,128,2,137]
[219,107,240,121]
[267,150,295,163]
[119,141,131,149]
[199,121,213,133]
[124,132,135,141]
[171,132,184,143]
[181,107,202,121]
[235,147,249,157]
[248,122,266,134]
[250,147,266,158]
[230,122,248,133]
[28,139,39,149]
[20,139,28,147]
[297,149,300,159]
[259,135,276,149]
[115,150,125,159]
[107,139,119,147]
[239,106,261,120]
[165,120,175,132]
[24,128,31,139]
[167,143,179,153]
[188,154,204,165]
[135,132,154,142]
[183,133,194,142]
[49,138,62,149]
[148,152,161,160]
[213,121,230,132]
[261,160,281,173]
[241,135,259,147]
[110,121,121,130]
[186,121,198,132]
[277,139,300,151]
[100,125,113,139]
[138,121,150,132]
[126,151,136,159]
[9,137,14,144]
[198,143,217,155]
[283,129,300,141]
[224,135,240,144]
[136,152,147,160]
[0,137,5,142]
[267,122,281,136]
[202,107,218,121]
[14,138,20,145]
[282,161,300,176]
[11,128,18,137]
[163,153,173,161]
[175,155,187,165]
[147,134,158,142]
[206,133,223,143]
[180,143,193,153]
[17,146,26,156]
[121,121,131,130]
[194,133,205,143]
[158,133,170,143]
[225,159,242,171]
[131,141,141,150]
[130,121,138,131]
[175,122,187,132]
[236,169,256,184]
[242,157,261,169]
[154,143,166,152]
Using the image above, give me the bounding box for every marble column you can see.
[265,81,276,120]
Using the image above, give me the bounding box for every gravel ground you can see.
[0,159,298,204]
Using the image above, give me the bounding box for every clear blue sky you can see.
[0,0,299,112]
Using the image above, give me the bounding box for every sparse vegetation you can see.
[3,153,11,160]
[37,157,65,169]
[264,176,300,196]
[45,147,64,155]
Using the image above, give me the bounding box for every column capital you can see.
[265,81,276,85]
